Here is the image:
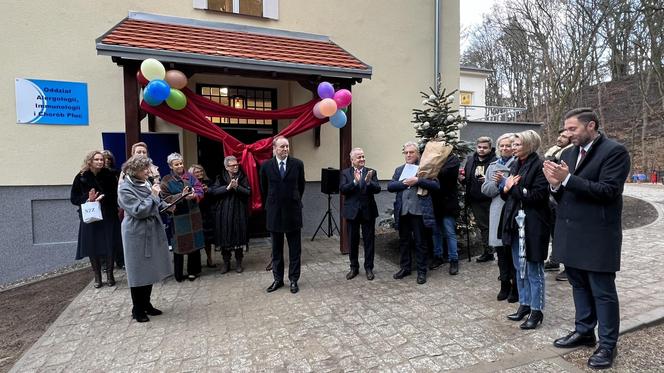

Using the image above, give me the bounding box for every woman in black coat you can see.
[70,150,122,288]
[210,156,250,274]
[500,130,551,329]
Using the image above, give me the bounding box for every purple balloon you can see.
[317,82,335,99]
[333,89,352,109]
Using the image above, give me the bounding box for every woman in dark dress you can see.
[210,156,250,274]
[70,150,122,288]
[189,164,217,268]
[500,130,551,330]
[102,149,124,269]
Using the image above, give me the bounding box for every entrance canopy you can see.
[96,12,372,80]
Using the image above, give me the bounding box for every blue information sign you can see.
[15,78,89,125]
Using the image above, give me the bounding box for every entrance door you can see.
[196,84,278,238]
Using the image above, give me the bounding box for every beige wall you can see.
[1,0,459,185]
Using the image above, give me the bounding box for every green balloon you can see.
[166,89,187,110]
[340,107,348,113]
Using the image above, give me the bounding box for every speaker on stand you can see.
[312,168,341,240]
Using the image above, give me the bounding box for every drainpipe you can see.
[434,0,440,92]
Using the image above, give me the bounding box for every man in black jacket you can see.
[260,136,306,294]
[461,137,496,262]
[340,148,381,281]
[430,154,461,275]
[544,108,630,370]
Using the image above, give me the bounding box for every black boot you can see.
[106,256,115,287]
[507,305,531,321]
[90,257,103,288]
[507,279,519,303]
[235,258,244,273]
[220,261,231,274]
[448,260,459,275]
[520,310,543,329]
[497,280,510,301]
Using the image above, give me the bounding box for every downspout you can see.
[434,0,440,92]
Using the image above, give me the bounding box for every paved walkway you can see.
[10,184,664,372]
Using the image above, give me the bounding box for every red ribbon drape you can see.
[140,87,327,213]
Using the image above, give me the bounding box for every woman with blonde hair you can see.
[119,142,161,185]
[70,150,122,288]
[501,130,551,329]
[189,164,217,268]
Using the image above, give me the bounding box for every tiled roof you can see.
[96,12,372,79]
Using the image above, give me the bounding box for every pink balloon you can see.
[165,70,188,90]
[319,98,337,117]
[312,102,326,119]
[333,89,352,108]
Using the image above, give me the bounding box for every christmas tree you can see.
[411,81,473,156]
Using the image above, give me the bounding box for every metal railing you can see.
[460,105,527,122]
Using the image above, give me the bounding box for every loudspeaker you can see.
[321,168,340,194]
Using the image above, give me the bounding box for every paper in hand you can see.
[399,164,419,181]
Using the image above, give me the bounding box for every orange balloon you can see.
[319,98,338,117]
[165,70,188,90]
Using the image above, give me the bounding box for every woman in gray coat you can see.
[118,156,172,323]
[481,133,518,303]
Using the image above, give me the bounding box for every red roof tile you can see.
[98,17,371,77]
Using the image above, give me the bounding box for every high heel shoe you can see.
[507,305,531,321]
[520,310,543,329]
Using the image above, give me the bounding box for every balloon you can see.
[333,89,352,108]
[340,107,348,113]
[165,70,188,90]
[317,82,335,99]
[166,89,187,110]
[140,58,166,81]
[319,98,337,117]
[329,110,347,128]
[136,70,149,86]
[312,101,326,119]
[143,80,171,106]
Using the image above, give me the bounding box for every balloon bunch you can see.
[138,58,188,110]
[312,82,352,128]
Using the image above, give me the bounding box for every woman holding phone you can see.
[160,153,205,281]
[70,150,122,288]
[211,155,250,274]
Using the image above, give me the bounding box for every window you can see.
[460,91,473,106]
[193,0,279,20]
[198,84,277,130]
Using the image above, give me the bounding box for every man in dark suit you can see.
[340,147,381,281]
[543,108,630,370]
[260,136,306,294]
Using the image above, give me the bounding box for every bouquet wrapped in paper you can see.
[417,141,453,196]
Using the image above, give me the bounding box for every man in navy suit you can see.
[260,136,306,294]
[543,108,630,370]
[340,148,381,281]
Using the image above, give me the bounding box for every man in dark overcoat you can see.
[543,108,630,370]
[260,136,306,294]
[340,147,381,281]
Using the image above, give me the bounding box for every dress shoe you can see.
[132,312,149,323]
[544,260,560,271]
[497,280,510,301]
[556,270,568,281]
[429,256,444,270]
[520,310,543,329]
[553,331,597,348]
[365,269,375,281]
[145,305,163,316]
[449,260,459,275]
[393,269,411,279]
[507,305,531,321]
[187,274,198,281]
[416,273,427,284]
[587,347,616,369]
[290,281,299,294]
[346,268,359,280]
[266,280,284,293]
[476,253,495,262]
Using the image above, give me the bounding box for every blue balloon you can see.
[144,79,171,106]
[329,110,347,128]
